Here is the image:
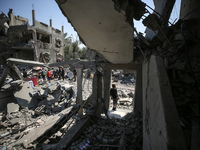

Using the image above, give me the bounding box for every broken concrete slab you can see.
[43,116,90,149]
[10,80,22,87]
[8,118,20,126]
[7,102,19,114]
[14,105,80,148]
[7,58,47,67]
[118,98,132,105]
[13,82,34,108]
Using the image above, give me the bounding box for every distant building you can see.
[0,9,64,64]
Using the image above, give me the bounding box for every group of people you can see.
[22,66,77,84]
[47,67,77,83]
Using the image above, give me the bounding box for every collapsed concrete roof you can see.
[55,0,134,64]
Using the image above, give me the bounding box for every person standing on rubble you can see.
[41,68,46,82]
[58,66,62,80]
[47,69,51,83]
[23,68,28,80]
[110,84,119,111]
[73,67,77,82]
[61,67,65,81]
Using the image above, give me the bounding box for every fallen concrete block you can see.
[48,84,61,94]
[10,80,22,87]
[7,102,19,114]
[35,105,45,115]
[9,118,20,126]
[14,105,80,148]
[13,82,34,108]
[119,98,132,105]
[43,116,90,149]
[127,91,134,98]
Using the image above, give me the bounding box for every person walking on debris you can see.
[23,69,28,80]
[58,67,62,80]
[110,84,119,111]
[41,68,46,82]
[73,67,77,82]
[61,67,65,81]
[47,69,51,83]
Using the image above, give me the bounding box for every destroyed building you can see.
[0,9,64,65]
[0,0,200,149]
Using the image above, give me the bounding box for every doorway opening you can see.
[107,69,136,119]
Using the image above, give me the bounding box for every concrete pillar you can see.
[142,55,187,150]
[50,19,52,27]
[96,72,103,116]
[32,10,36,26]
[32,31,37,61]
[90,73,98,106]
[62,26,64,32]
[134,66,142,113]
[103,67,111,111]
[76,66,83,117]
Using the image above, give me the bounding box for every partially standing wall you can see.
[142,55,186,150]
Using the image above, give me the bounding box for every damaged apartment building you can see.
[0,9,64,65]
[0,0,200,150]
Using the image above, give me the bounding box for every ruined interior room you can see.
[0,0,200,149]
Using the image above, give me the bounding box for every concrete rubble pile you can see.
[29,81,76,114]
[0,77,77,149]
[0,58,139,149]
[112,70,135,85]
[68,112,142,150]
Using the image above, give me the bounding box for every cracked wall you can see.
[142,55,186,150]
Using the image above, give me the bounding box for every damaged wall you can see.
[0,9,64,64]
[142,55,186,150]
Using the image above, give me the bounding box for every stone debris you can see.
[112,70,135,85]
[0,61,138,150]
[68,112,142,150]
[6,102,19,115]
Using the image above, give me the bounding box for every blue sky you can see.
[0,0,181,39]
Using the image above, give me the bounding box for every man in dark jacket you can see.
[110,84,119,111]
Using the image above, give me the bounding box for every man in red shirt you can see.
[47,69,51,83]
